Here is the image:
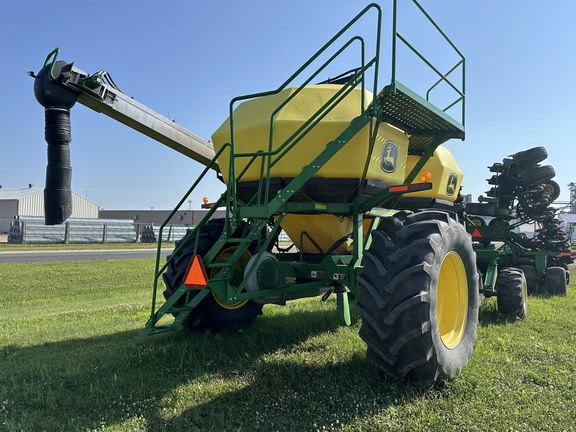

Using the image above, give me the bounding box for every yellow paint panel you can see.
[212,85,408,186]
[405,145,463,202]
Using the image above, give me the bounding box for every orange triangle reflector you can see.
[184,255,208,289]
[471,228,482,238]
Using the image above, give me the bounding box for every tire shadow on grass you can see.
[477,297,522,327]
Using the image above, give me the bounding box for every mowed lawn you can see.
[0,258,575,431]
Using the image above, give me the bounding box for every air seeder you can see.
[34,2,478,383]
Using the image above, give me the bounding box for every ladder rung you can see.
[167,306,193,314]
[227,238,254,243]
[207,261,234,268]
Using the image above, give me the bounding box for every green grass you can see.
[0,260,575,431]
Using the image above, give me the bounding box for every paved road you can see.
[0,249,170,264]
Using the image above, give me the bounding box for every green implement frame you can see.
[468,219,570,295]
[143,0,466,336]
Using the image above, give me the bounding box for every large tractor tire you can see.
[358,210,480,383]
[162,218,263,331]
[496,268,528,319]
[546,266,567,296]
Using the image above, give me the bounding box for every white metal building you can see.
[559,212,576,242]
[0,188,99,233]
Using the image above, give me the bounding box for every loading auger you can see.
[32,1,480,383]
[31,49,216,224]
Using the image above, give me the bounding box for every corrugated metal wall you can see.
[0,190,99,233]
[0,200,17,233]
[16,192,98,219]
[71,194,99,218]
[17,192,44,216]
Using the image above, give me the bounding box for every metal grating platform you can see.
[377,81,465,154]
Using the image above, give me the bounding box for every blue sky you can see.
[2,1,575,210]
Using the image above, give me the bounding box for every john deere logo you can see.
[446,172,458,196]
[381,140,398,173]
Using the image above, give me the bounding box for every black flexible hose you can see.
[44,107,72,225]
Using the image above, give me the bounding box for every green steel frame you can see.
[143,0,466,336]
[469,220,567,295]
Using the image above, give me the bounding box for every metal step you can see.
[378,81,465,154]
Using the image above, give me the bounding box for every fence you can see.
[140,225,190,243]
[4,216,191,244]
[2,217,293,245]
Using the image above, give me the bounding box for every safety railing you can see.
[391,0,465,128]
[224,3,383,221]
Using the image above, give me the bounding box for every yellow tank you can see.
[405,145,463,202]
[278,214,376,254]
[211,85,415,254]
[280,214,353,254]
[211,85,409,187]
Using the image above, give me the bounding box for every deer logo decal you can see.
[380,140,398,173]
[446,172,458,196]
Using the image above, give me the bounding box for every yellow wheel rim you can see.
[542,183,554,197]
[436,251,468,349]
[469,217,485,227]
[521,277,528,310]
[211,246,252,310]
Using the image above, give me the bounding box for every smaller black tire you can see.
[466,203,497,217]
[519,265,539,293]
[546,266,567,296]
[468,216,487,227]
[541,180,561,202]
[519,165,556,187]
[512,146,548,167]
[496,268,528,319]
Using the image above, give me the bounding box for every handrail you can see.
[391,0,465,128]
[42,47,60,80]
[228,3,381,112]
[225,3,382,214]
